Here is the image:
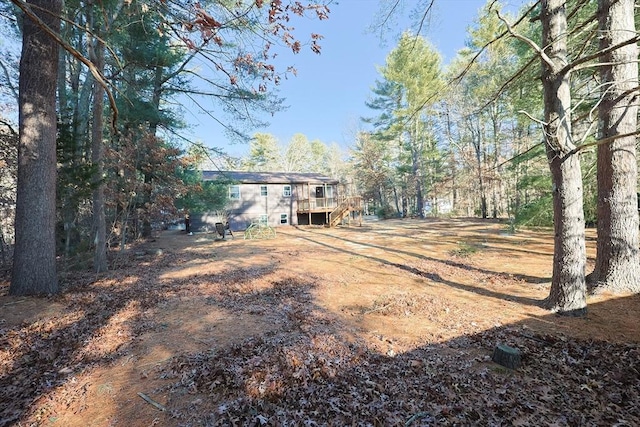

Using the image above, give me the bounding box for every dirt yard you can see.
[1,218,639,426]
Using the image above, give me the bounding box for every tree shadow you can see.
[298,224,551,283]
[0,248,278,426]
[288,228,545,307]
[0,222,620,425]
[154,279,640,425]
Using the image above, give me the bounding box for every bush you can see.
[514,195,553,227]
[375,205,398,219]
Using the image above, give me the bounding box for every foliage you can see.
[375,204,397,219]
[350,132,394,209]
[56,120,98,255]
[244,133,281,171]
[515,195,554,227]
[174,168,229,213]
[358,32,444,217]
[242,132,346,177]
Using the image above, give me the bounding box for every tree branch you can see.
[570,130,640,155]
[563,34,640,74]
[9,0,119,129]
[496,9,555,69]
[414,0,435,37]
[0,118,18,136]
[518,109,547,127]
[0,58,18,103]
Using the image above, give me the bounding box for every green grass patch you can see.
[449,241,480,258]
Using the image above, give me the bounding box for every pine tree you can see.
[11,0,61,295]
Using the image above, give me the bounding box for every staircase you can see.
[329,196,362,227]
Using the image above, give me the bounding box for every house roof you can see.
[202,170,339,185]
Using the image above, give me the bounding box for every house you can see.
[196,170,362,231]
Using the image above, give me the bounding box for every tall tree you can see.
[366,32,444,217]
[351,131,394,212]
[589,0,640,292]
[244,132,281,171]
[539,0,587,314]
[457,2,517,219]
[88,1,107,273]
[495,0,588,313]
[282,133,313,172]
[385,32,443,217]
[11,0,61,295]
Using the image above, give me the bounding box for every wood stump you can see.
[492,344,522,369]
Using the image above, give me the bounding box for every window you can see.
[283,185,292,197]
[280,214,288,225]
[229,185,240,200]
[259,214,268,225]
[260,185,268,196]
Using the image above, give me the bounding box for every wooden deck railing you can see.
[329,196,363,227]
[297,197,337,212]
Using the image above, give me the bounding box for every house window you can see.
[258,214,268,225]
[229,185,240,200]
[283,185,291,197]
[260,185,268,196]
[280,213,288,224]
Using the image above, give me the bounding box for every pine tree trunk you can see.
[89,30,108,273]
[589,0,640,293]
[471,122,488,219]
[11,0,61,295]
[541,0,587,314]
[444,109,458,211]
[141,65,165,239]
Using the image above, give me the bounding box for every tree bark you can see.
[444,108,458,211]
[11,0,61,295]
[589,0,640,293]
[469,117,488,218]
[541,0,587,315]
[89,19,108,273]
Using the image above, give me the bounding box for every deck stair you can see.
[329,196,362,227]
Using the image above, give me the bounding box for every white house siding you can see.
[227,183,298,229]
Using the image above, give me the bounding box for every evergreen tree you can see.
[11,0,61,295]
[589,0,640,292]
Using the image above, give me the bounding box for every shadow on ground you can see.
[0,219,635,426]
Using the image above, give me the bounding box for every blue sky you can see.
[183,0,525,158]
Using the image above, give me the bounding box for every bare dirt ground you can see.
[1,218,639,426]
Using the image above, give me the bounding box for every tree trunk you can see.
[444,108,458,212]
[470,118,488,218]
[541,0,587,315]
[491,104,501,219]
[588,0,640,293]
[392,186,400,215]
[89,32,108,273]
[141,65,165,239]
[11,0,61,295]
[413,155,424,218]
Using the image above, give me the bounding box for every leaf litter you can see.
[1,220,639,426]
